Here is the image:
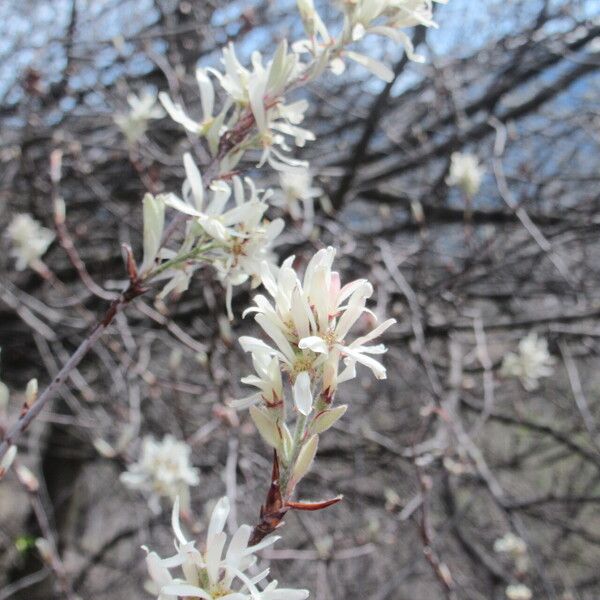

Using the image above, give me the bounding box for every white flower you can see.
[272,167,322,223]
[501,332,555,391]
[506,584,532,600]
[446,152,484,198]
[494,533,527,558]
[144,497,310,600]
[120,435,199,513]
[115,89,165,144]
[7,213,55,271]
[239,247,395,416]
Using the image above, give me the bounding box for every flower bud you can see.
[93,438,117,458]
[291,434,319,484]
[312,405,347,434]
[141,194,165,273]
[0,381,9,414]
[168,348,183,371]
[54,197,66,225]
[35,538,54,565]
[25,378,38,408]
[0,445,17,479]
[280,422,294,464]
[249,405,280,448]
[15,464,39,492]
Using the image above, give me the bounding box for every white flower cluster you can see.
[501,332,555,391]
[446,152,484,198]
[120,435,199,513]
[137,0,448,317]
[296,0,447,80]
[146,154,284,317]
[159,41,313,173]
[235,247,395,459]
[115,89,165,144]
[144,497,309,600]
[7,213,55,271]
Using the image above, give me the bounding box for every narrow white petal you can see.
[351,318,396,348]
[345,51,394,82]
[298,336,328,354]
[342,346,387,379]
[207,497,230,546]
[161,583,212,598]
[293,371,313,416]
[171,497,187,545]
[183,153,204,211]
[164,193,201,217]
[196,68,215,118]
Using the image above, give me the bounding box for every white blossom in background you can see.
[505,584,533,600]
[295,0,448,81]
[7,213,55,271]
[120,435,199,513]
[495,532,529,574]
[237,247,396,420]
[272,167,323,224]
[494,533,527,557]
[446,152,484,198]
[115,89,165,144]
[501,332,555,391]
[144,496,309,600]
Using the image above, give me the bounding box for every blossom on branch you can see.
[446,151,484,198]
[272,167,323,223]
[500,332,555,391]
[160,41,315,173]
[158,154,284,317]
[114,89,164,144]
[238,247,396,417]
[144,496,309,600]
[7,213,55,271]
[295,0,448,81]
[120,435,199,513]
